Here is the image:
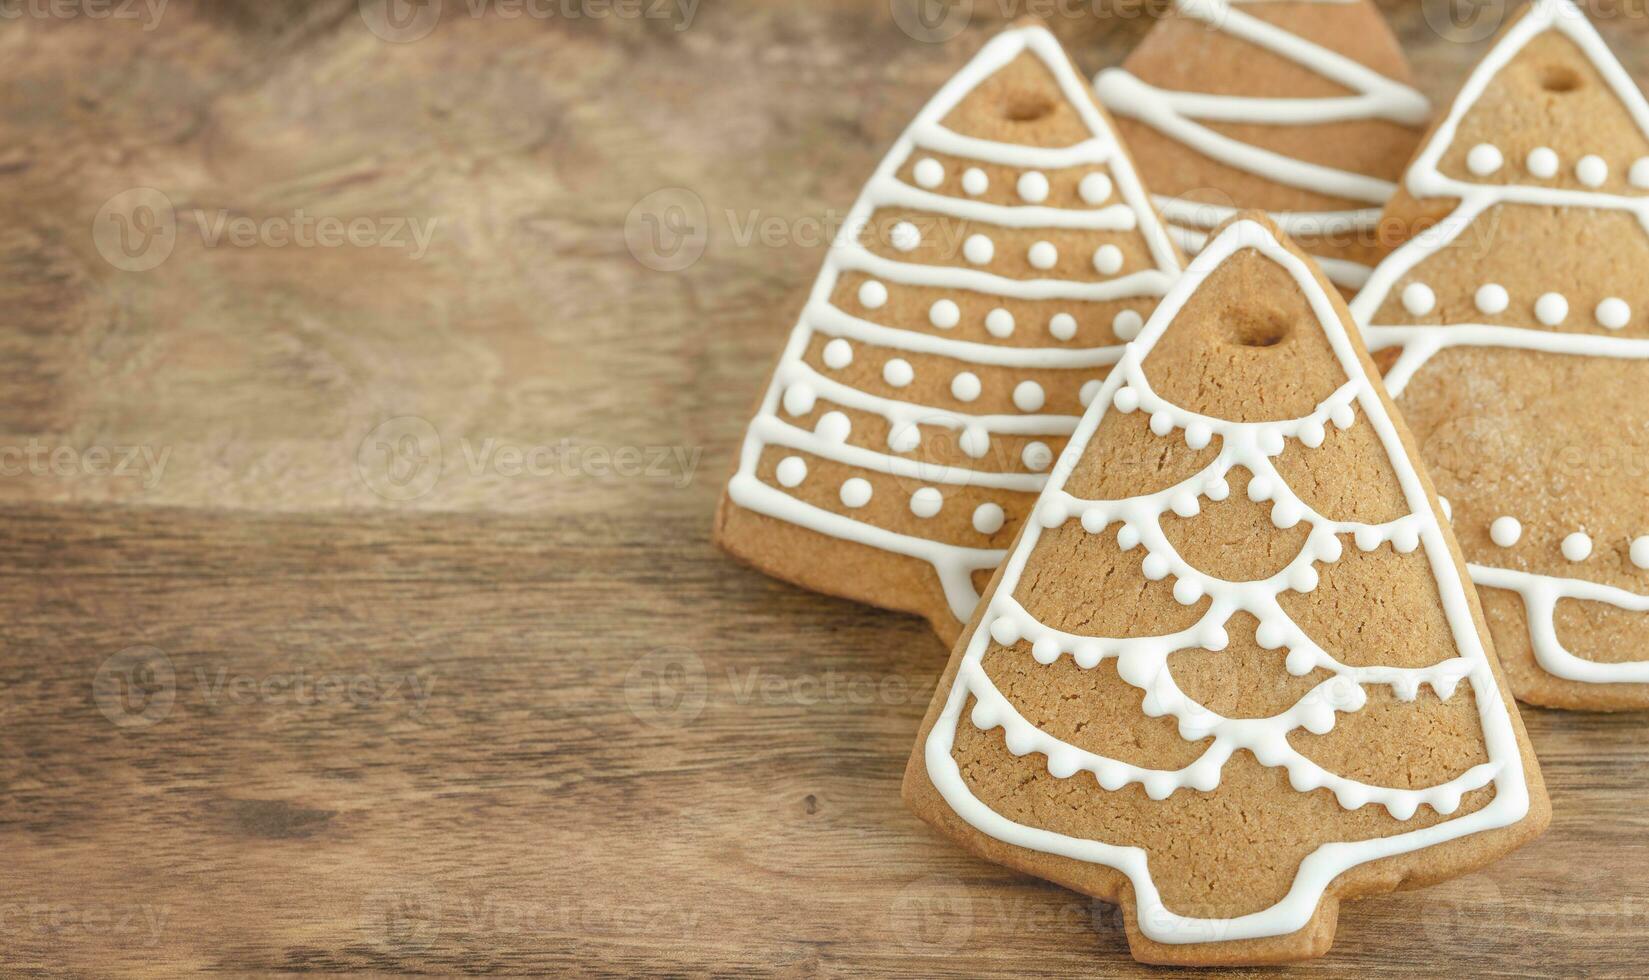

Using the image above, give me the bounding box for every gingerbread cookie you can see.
[1353,0,1649,710]
[716,22,1183,643]
[1096,0,1429,292]
[905,214,1547,965]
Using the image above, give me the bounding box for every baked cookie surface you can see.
[906,214,1547,965]
[1353,0,1649,709]
[717,22,1183,642]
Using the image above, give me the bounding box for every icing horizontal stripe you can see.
[752,416,1047,491]
[807,302,1125,369]
[780,361,1080,436]
[1155,195,1383,234]
[1471,563,1649,684]
[869,176,1140,230]
[834,242,1174,301]
[909,126,1114,170]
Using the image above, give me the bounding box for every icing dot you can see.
[913,157,944,189]
[1632,157,1649,189]
[839,477,872,508]
[811,410,850,442]
[1022,441,1053,471]
[783,382,816,416]
[775,456,807,488]
[961,167,988,196]
[882,358,914,387]
[1439,495,1452,521]
[858,279,887,309]
[1489,516,1522,547]
[1597,297,1631,329]
[909,487,942,519]
[1079,171,1112,204]
[1474,283,1509,315]
[815,411,850,442]
[890,221,921,252]
[1013,380,1046,412]
[1535,292,1568,325]
[1527,146,1559,179]
[1017,171,1049,203]
[959,426,990,459]
[1401,282,1436,316]
[1562,531,1593,562]
[1466,143,1503,176]
[1631,535,1649,569]
[1576,154,1608,187]
[1048,312,1077,341]
[950,371,981,402]
[985,308,1015,337]
[1079,379,1103,406]
[822,338,853,369]
[1027,241,1058,270]
[1113,386,1139,413]
[929,299,960,329]
[1092,244,1123,276]
[1112,309,1144,341]
[972,502,1005,535]
[888,423,920,453]
[964,234,995,265]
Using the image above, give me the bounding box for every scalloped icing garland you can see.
[1094,0,1430,289]
[1350,0,1649,685]
[926,218,1531,945]
[726,25,1183,624]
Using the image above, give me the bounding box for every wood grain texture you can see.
[0,0,1646,974]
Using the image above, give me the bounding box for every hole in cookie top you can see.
[1540,64,1581,93]
[1002,91,1054,123]
[1226,308,1292,349]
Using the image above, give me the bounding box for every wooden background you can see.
[2,0,1647,974]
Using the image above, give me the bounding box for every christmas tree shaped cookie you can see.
[1353,0,1649,709]
[905,215,1547,965]
[1096,0,1429,292]
[717,22,1182,642]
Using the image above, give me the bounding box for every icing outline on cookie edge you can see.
[1350,0,1649,686]
[926,218,1532,945]
[726,24,1182,624]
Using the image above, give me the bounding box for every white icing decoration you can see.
[1094,0,1429,289]
[1596,297,1630,329]
[1467,143,1503,175]
[776,456,807,488]
[1079,171,1112,204]
[1017,171,1050,203]
[1562,531,1592,562]
[882,358,915,387]
[1079,379,1102,406]
[985,308,1015,338]
[839,477,872,508]
[1093,244,1123,275]
[1490,516,1522,547]
[1028,241,1058,270]
[1633,157,1649,189]
[1401,282,1436,316]
[1474,283,1508,315]
[964,234,995,265]
[1534,292,1568,325]
[1632,535,1649,569]
[1048,312,1077,341]
[1350,1,1649,687]
[1113,309,1144,341]
[914,157,945,188]
[891,221,922,252]
[929,299,960,328]
[927,219,1531,947]
[1022,441,1053,471]
[1576,154,1608,187]
[1527,146,1558,178]
[888,422,921,453]
[972,502,1005,534]
[1013,380,1046,412]
[951,371,982,402]
[911,486,943,518]
[726,25,1182,627]
[1439,495,1452,521]
[823,338,853,369]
